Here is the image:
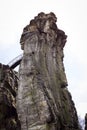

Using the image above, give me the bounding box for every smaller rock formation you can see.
[0,63,20,130]
[85,114,87,130]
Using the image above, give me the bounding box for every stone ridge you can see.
[20,12,67,50]
[17,12,81,130]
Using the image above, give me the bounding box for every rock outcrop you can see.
[17,12,81,130]
[0,63,21,130]
[85,114,87,130]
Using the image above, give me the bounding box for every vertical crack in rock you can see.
[17,12,81,130]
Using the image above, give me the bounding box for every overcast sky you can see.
[0,0,87,119]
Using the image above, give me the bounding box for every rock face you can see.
[17,12,80,130]
[0,63,21,130]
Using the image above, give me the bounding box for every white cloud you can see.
[76,102,87,118]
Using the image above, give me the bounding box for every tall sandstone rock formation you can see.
[17,12,81,130]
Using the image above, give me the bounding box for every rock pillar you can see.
[17,12,80,130]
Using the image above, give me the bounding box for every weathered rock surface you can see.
[0,63,21,130]
[17,12,81,130]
